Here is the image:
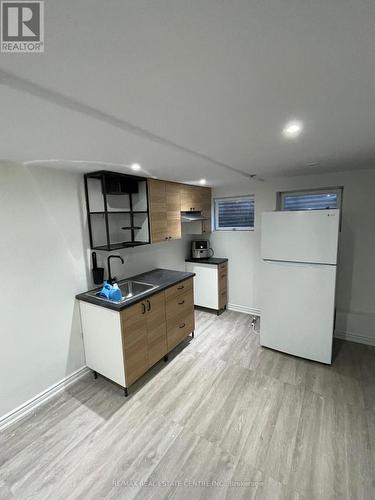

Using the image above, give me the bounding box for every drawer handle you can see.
[177,285,184,290]
[178,300,185,305]
[179,323,186,329]
[147,299,151,311]
[142,303,146,314]
[220,274,226,279]
[221,291,226,295]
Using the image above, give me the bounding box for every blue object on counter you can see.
[97,281,123,301]
[109,286,122,301]
[97,281,112,299]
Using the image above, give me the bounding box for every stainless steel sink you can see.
[87,280,158,304]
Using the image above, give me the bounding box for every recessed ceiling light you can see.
[199,179,207,185]
[130,163,141,171]
[282,120,303,139]
[306,161,320,168]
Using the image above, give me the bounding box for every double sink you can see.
[87,280,159,304]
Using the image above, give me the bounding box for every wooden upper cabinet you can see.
[201,187,212,234]
[166,182,182,240]
[149,179,211,241]
[148,179,168,243]
[181,185,201,211]
[181,185,211,212]
[148,179,182,243]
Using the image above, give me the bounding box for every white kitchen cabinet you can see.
[80,301,126,387]
[185,261,227,314]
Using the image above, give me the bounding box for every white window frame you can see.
[278,187,343,211]
[214,195,255,231]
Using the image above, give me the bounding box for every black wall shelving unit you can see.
[84,171,151,251]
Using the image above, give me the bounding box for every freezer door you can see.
[261,209,340,264]
[260,260,337,364]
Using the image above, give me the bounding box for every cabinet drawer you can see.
[219,287,228,309]
[219,272,227,291]
[167,311,194,351]
[166,289,193,321]
[219,262,228,273]
[165,278,193,301]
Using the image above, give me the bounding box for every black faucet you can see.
[107,255,124,285]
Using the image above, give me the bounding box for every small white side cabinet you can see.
[185,261,227,314]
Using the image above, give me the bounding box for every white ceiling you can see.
[1,0,375,185]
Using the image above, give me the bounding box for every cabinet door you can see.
[166,182,182,240]
[145,292,167,367]
[185,263,218,309]
[201,187,212,234]
[121,301,149,386]
[148,179,167,243]
[181,185,193,211]
[191,187,203,211]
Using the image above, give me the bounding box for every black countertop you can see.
[185,257,228,265]
[76,268,195,312]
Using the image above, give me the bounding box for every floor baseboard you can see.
[0,366,90,431]
[228,303,261,316]
[227,307,375,348]
[334,330,375,347]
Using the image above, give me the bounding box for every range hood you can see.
[181,211,208,222]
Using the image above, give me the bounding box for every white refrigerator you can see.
[260,209,340,364]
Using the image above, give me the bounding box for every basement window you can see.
[278,188,343,211]
[214,196,255,231]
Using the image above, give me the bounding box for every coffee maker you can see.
[191,240,214,259]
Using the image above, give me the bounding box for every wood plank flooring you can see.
[1,309,375,499]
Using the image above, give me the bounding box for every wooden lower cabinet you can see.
[79,279,195,395]
[121,290,167,385]
[120,280,194,388]
[121,300,149,386]
[166,310,195,351]
[166,278,195,351]
[146,292,167,367]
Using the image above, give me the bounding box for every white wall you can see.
[0,163,88,419]
[211,168,375,345]
[0,163,192,420]
[90,236,192,286]
[3,162,373,420]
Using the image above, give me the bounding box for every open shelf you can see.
[92,241,150,251]
[84,171,151,251]
[89,210,148,215]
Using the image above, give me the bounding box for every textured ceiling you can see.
[1,0,374,185]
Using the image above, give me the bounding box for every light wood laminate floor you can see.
[1,310,375,499]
